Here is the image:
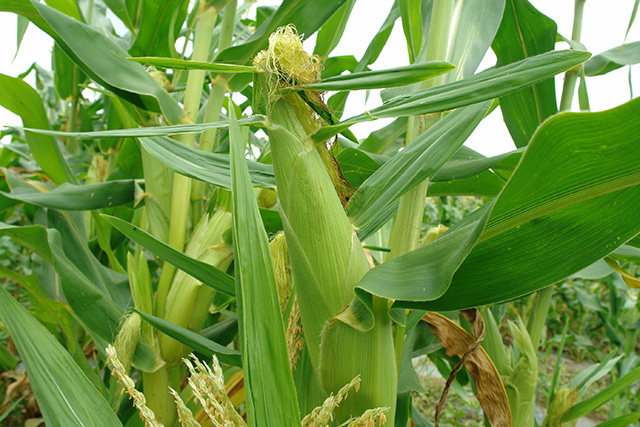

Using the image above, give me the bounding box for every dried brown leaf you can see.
[422,310,511,427]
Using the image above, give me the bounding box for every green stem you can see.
[158,4,218,318]
[67,66,82,154]
[143,366,175,427]
[190,0,236,225]
[387,0,453,260]
[387,0,454,383]
[559,0,586,111]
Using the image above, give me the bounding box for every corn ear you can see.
[255,25,397,425]
[160,210,233,365]
[506,318,539,426]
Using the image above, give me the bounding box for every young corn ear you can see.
[255,25,396,425]
[160,209,233,364]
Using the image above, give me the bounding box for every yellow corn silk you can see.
[255,26,396,425]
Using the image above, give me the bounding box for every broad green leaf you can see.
[569,351,624,395]
[445,0,505,82]
[339,141,519,195]
[402,97,640,310]
[28,1,185,124]
[15,15,29,59]
[103,0,133,30]
[433,146,523,182]
[312,50,591,142]
[399,0,423,63]
[133,309,241,367]
[53,43,88,100]
[347,102,491,229]
[0,286,122,427]
[492,0,558,148]
[0,73,76,185]
[2,180,136,211]
[129,57,259,73]
[427,171,505,197]
[592,414,640,427]
[0,220,125,341]
[46,210,131,309]
[0,0,55,36]
[356,203,493,301]
[328,1,400,117]
[359,117,407,155]
[129,0,187,58]
[102,215,236,297]
[583,41,640,76]
[229,107,300,425]
[313,0,356,57]
[139,136,276,189]
[0,264,75,347]
[321,55,358,79]
[216,0,347,91]
[299,61,453,91]
[626,0,640,41]
[561,366,640,421]
[23,115,265,139]
[338,147,384,188]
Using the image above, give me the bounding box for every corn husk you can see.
[255,25,397,425]
[160,210,233,364]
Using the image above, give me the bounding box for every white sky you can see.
[0,1,638,156]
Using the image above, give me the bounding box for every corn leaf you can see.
[584,41,640,76]
[444,0,505,82]
[0,73,75,185]
[427,172,505,197]
[561,366,640,421]
[128,0,187,58]
[28,0,185,124]
[346,102,491,229]
[312,50,591,142]
[432,146,523,182]
[357,202,493,301]
[102,215,236,297]
[133,309,241,367]
[397,96,640,310]
[22,115,266,139]
[299,61,454,91]
[2,180,136,211]
[313,0,356,57]
[229,106,300,425]
[492,0,558,148]
[0,286,123,426]
[129,57,259,73]
[592,414,640,427]
[0,218,125,341]
[139,136,276,189]
[0,0,55,36]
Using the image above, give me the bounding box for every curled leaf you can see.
[422,309,511,427]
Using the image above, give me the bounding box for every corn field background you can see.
[1,0,640,426]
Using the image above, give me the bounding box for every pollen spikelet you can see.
[286,296,304,369]
[106,345,163,427]
[301,375,361,427]
[169,388,202,427]
[184,354,246,427]
[341,407,389,427]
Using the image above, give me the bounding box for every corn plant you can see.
[0,0,639,426]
